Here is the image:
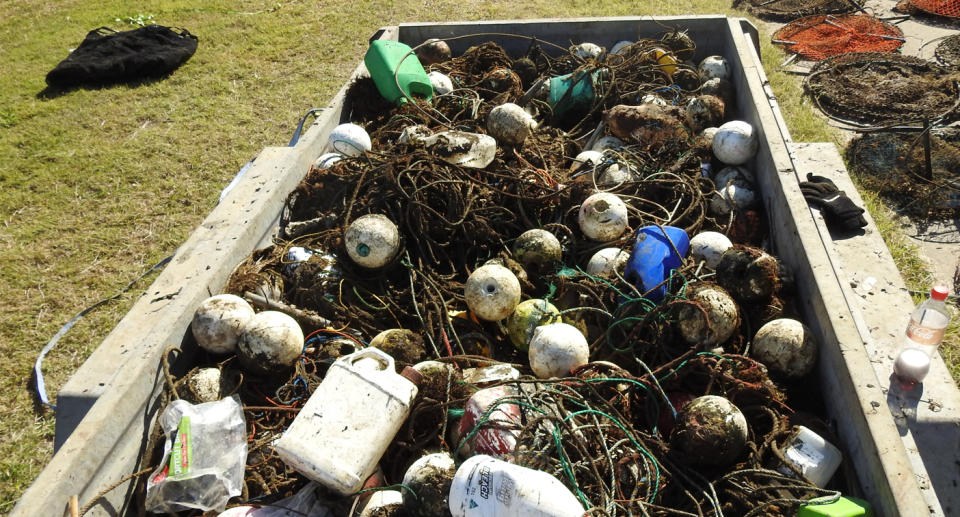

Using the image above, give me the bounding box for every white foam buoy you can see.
[487,103,537,146]
[464,264,522,321]
[752,318,817,379]
[698,55,731,81]
[191,294,255,354]
[578,192,628,241]
[528,322,589,378]
[402,452,457,517]
[570,150,604,172]
[572,42,603,60]
[428,71,454,95]
[327,123,372,157]
[585,247,630,278]
[237,311,304,373]
[677,284,740,345]
[689,231,733,268]
[710,166,757,216]
[314,152,344,169]
[506,299,561,350]
[713,120,758,165]
[345,214,400,268]
[512,229,562,268]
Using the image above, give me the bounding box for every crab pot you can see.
[16,16,951,517]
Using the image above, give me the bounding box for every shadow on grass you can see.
[36,72,176,100]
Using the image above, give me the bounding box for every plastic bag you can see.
[145,394,247,513]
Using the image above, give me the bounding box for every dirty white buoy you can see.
[416,38,451,66]
[314,152,343,169]
[698,55,731,81]
[677,284,740,346]
[512,229,562,269]
[689,231,733,268]
[487,103,537,146]
[752,318,817,379]
[345,214,400,269]
[572,42,603,60]
[237,311,304,373]
[464,264,522,321]
[610,40,633,55]
[585,247,630,278]
[528,322,589,378]
[191,294,255,354]
[713,120,758,165]
[578,192,628,241]
[402,452,457,517]
[327,123,372,157]
[428,71,454,95]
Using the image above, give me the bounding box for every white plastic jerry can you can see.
[274,347,419,495]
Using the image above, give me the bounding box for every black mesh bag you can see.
[45,25,198,88]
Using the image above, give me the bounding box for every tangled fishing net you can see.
[732,0,855,22]
[773,14,904,61]
[803,51,960,126]
[143,33,849,517]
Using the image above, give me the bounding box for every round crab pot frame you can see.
[733,0,854,22]
[803,51,960,127]
[935,34,960,66]
[907,0,960,20]
[772,14,904,61]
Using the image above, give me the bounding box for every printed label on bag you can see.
[906,319,945,346]
[169,416,192,479]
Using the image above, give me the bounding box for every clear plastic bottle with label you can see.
[894,285,951,384]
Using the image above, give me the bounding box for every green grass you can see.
[2,0,956,513]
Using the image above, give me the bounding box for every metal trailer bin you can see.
[13,15,946,517]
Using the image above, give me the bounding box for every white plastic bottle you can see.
[274,348,419,495]
[776,426,842,487]
[894,285,951,383]
[448,455,585,517]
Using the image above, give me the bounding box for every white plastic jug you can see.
[449,455,585,517]
[777,425,842,487]
[274,348,418,495]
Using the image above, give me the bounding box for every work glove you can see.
[799,173,867,231]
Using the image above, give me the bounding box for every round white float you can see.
[528,322,590,378]
[191,294,255,354]
[464,264,522,321]
[345,214,400,269]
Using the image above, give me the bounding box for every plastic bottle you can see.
[273,348,420,495]
[775,425,842,488]
[448,455,585,517]
[894,285,950,384]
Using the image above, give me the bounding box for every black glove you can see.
[799,173,867,231]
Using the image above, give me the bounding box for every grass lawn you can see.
[0,0,954,513]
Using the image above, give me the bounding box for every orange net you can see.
[773,14,905,61]
[910,0,960,18]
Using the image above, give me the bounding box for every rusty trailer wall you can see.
[14,16,930,517]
